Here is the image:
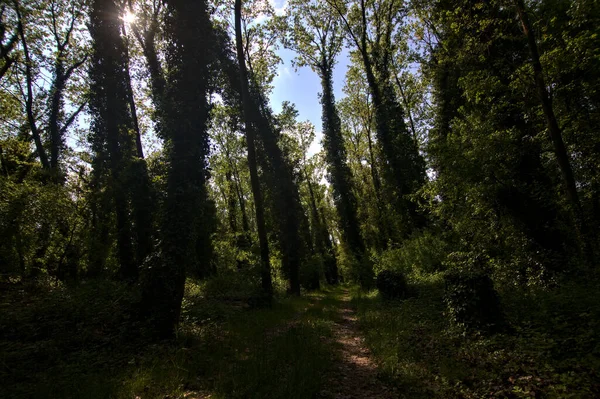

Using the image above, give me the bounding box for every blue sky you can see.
[270,48,351,155]
[267,0,351,156]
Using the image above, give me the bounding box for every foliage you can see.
[0,277,143,398]
[375,231,450,276]
[0,0,89,177]
[376,269,408,300]
[352,280,600,398]
[0,277,335,399]
[299,253,323,291]
[190,271,263,301]
[0,140,86,278]
[418,0,593,279]
[443,266,505,333]
[335,240,374,287]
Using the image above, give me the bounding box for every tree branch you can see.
[60,100,87,135]
[14,0,50,169]
[325,0,363,54]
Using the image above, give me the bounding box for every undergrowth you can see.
[0,276,336,398]
[351,277,600,398]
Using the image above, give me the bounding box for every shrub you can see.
[200,269,263,299]
[0,174,84,279]
[376,231,450,277]
[300,254,322,291]
[376,270,408,300]
[336,243,374,288]
[444,267,505,333]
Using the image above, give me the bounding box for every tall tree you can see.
[330,0,427,240]
[282,0,366,284]
[234,0,273,297]
[285,116,340,285]
[231,0,305,295]
[46,0,88,176]
[129,0,215,279]
[88,0,139,279]
[11,0,88,179]
[514,0,594,260]
[338,63,387,250]
[140,0,215,337]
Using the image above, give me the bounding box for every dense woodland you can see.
[1,0,600,397]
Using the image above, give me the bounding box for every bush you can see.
[0,174,84,279]
[199,269,263,300]
[376,270,408,300]
[444,267,505,333]
[376,231,450,277]
[300,254,322,291]
[336,243,374,288]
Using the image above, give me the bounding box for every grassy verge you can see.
[0,277,338,398]
[351,275,600,398]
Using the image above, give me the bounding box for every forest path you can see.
[317,288,397,399]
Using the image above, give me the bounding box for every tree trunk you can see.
[222,140,250,234]
[226,170,238,233]
[235,173,250,234]
[145,0,213,337]
[49,60,65,173]
[317,195,339,285]
[15,3,50,170]
[305,167,338,285]
[319,61,367,278]
[392,67,418,146]
[89,0,139,280]
[122,22,144,159]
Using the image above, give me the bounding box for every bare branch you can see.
[64,54,88,82]
[60,100,87,135]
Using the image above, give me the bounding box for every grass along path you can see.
[351,278,600,398]
[1,280,393,399]
[5,277,600,398]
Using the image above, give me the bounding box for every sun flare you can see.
[122,11,136,24]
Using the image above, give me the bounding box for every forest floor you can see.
[2,276,600,398]
[0,278,393,399]
[317,289,396,399]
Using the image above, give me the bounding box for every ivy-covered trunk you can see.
[141,0,214,337]
[88,0,139,280]
[320,62,366,277]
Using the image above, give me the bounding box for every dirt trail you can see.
[318,289,397,399]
